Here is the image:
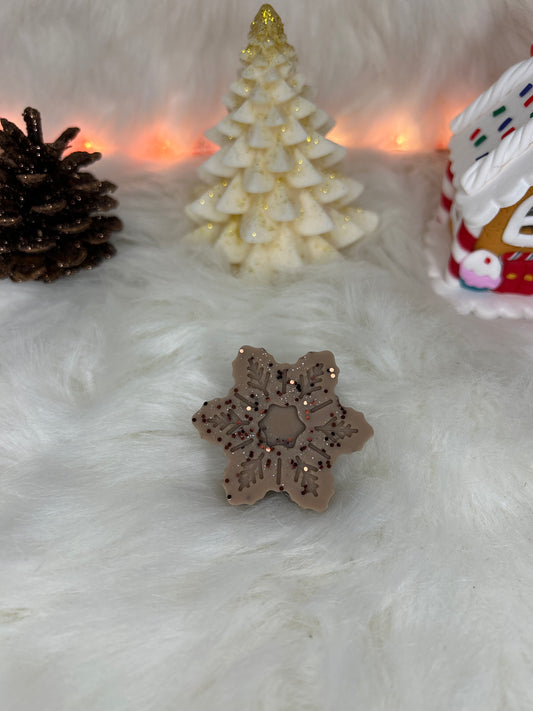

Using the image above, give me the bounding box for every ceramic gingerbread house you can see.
[439,51,533,296]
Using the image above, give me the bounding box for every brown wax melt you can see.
[192,346,373,512]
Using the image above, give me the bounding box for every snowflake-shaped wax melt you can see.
[192,346,373,511]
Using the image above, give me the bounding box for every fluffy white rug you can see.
[2,1,533,709]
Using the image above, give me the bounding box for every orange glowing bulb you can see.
[131,127,186,162]
[394,134,408,150]
[151,137,176,159]
[68,130,112,155]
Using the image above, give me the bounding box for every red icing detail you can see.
[448,255,460,279]
[470,128,481,141]
[494,253,533,294]
[457,222,477,251]
[445,161,453,182]
[531,44,533,56]
[525,95,533,108]
[484,257,491,264]
[501,127,516,139]
[440,193,452,211]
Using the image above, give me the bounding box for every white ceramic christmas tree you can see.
[186,4,378,279]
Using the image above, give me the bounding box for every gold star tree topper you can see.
[248,4,290,48]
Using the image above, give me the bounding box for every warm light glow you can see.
[126,122,219,164]
[0,87,485,168]
[433,98,477,151]
[69,130,113,156]
[0,110,21,128]
[330,112,424,152]
[394,134,409,150]
[327,124,352,149]
[131,126,186,162]
[379,116,422,152]
[327,95,480,154]
[191,135,217,156]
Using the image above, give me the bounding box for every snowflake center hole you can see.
[258,404,305,449]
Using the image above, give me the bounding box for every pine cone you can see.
[0,107,122,282]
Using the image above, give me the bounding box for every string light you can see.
[42,99,474,169]
[69,130,112,155]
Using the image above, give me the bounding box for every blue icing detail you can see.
[460,279,489,292]
[475,152,489,161]
[498,117,512,131]
[520,83,533,97]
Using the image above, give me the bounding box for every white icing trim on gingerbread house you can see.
[451,55,533,134]
[457,118,533,196]
[447,53,533,229]
[452,150,533,229]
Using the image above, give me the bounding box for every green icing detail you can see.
[474,135,487,147]
[492,106,506,117]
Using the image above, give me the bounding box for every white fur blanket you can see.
[2,1,533,709]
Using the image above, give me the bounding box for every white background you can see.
[2,1,533,709]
